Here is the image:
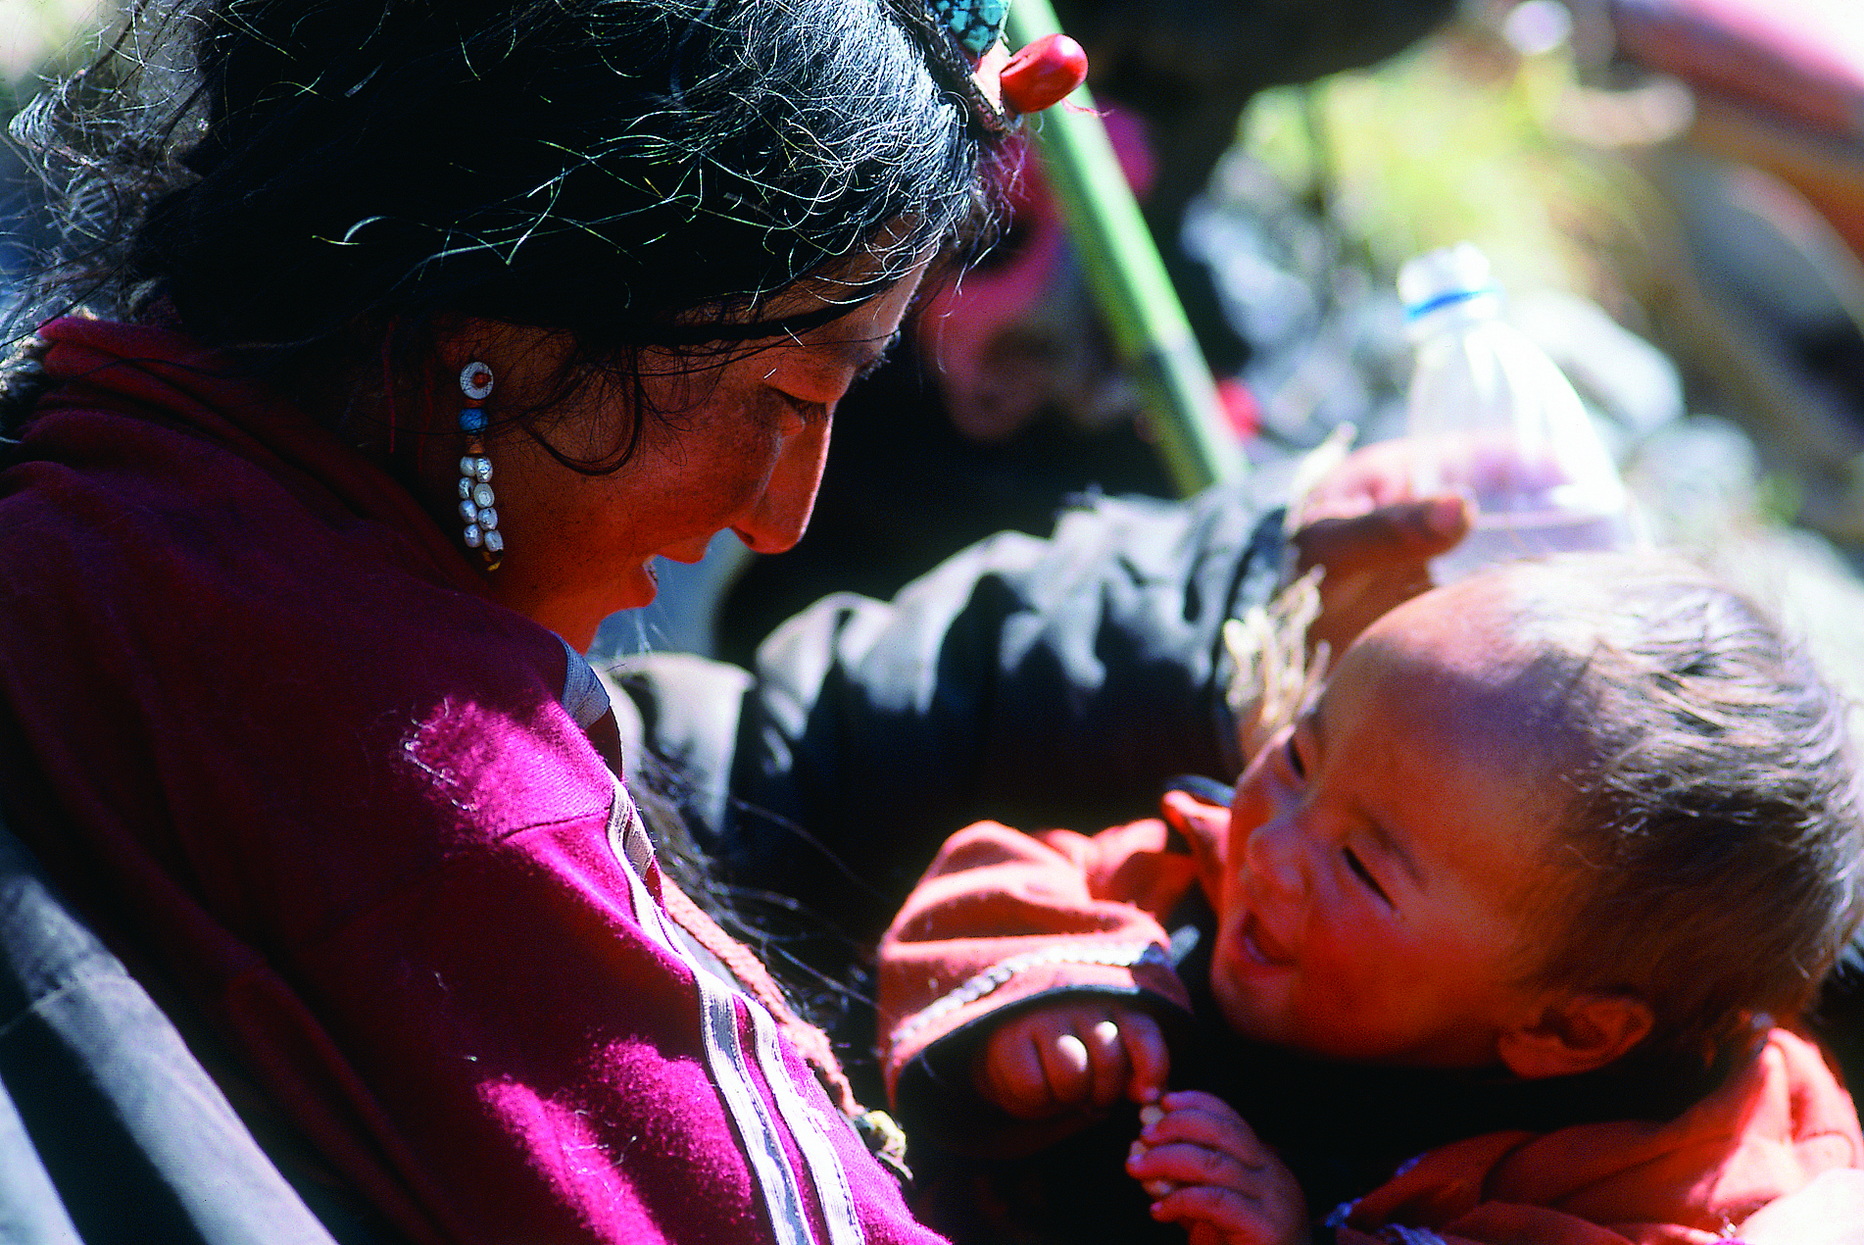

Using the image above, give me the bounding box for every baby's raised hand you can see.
[1126,1091,1307,1245]
[973,1001,1168,1120]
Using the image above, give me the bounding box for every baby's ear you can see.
[1497,992,1654,1080]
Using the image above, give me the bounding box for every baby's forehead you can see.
[1342,587,1593,768]
[1357,577,1551,685]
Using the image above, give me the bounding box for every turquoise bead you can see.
[459,408,489,434]
[929,0,1007,59]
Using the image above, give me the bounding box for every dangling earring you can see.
[456,361,503,571]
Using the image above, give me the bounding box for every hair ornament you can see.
[998,32,1089,115]
[456,361,503,571]
[896,0,1087,135]
[929,0,1008,59]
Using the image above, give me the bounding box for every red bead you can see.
[999,34,1088,115]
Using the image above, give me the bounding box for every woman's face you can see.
[457,261,929,649]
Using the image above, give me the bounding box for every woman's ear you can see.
[1497,992,1654,1079]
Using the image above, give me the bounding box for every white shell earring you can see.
[456,361,503,570]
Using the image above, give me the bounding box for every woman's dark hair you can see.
[1499,554,1864,1063]
[6,0,997,453]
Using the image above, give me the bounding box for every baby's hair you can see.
[1497,554,1864,1062]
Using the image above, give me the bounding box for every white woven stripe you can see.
[605,788,678,954]
[604,782,838,1245]
[889,941,1172,1046]
[747,1003,865,1245]
[696,976,814,1245]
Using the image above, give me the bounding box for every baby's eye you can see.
[1342,847,1392,906]
[1284,735,1306,780]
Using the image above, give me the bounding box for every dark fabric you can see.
[0,815,340,1245]
[613,486,1284,1102]
[618,487,1285,968]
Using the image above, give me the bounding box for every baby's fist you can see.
[975,1002,1169,1119]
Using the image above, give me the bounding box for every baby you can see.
[876,553,1864,1245]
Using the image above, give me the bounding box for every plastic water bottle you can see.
[1399,243,1640,582]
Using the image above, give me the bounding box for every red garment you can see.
[0,318,941,1245]
[877,807,1864,1245]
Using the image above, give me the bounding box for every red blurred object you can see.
[1609,0,1864,263]
[916,107,1158,443]
[999,33,1089,115]
[1215,377,1261,441]
[1610,0,1864,141]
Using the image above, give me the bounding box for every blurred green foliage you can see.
[2,0,106,109]
[1238,18,1640,304]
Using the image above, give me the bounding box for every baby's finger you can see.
[980,1028,1058,1118]
[1039,1030,1093,1107]
[1148,1110,1267,1162]
[1143,1093,1271,1161]
[1115,1013,1170,1104]
[1083,1019,1132,1109]
[1130,1139,1255,1194]
[1149,1182,1282,1244]
[1158,1089,1239,1116]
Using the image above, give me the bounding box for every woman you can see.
[0,0,1007,1240]
[0,0,1463,1242]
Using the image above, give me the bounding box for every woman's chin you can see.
[507,571,658,651]
[626,560,659,607]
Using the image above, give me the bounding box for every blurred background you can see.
[6,0,1863,702]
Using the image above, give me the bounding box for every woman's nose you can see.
[732,416,830,554]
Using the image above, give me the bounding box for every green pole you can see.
[1003,0,1246,494]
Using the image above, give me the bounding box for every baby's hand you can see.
[974,1001,1168,1120]
[1127,1091,1307,1245]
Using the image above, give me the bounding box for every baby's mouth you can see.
[1240,913,1294,967]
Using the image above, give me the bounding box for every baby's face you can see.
[1211,577,1574,1068]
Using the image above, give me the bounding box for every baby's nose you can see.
[1243,817,1307,899]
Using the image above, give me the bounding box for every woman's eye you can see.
[764,389,824,428]
[781,392,828,425]
[1342,847,1392,906]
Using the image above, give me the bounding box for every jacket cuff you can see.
[886,940,1175,1058]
